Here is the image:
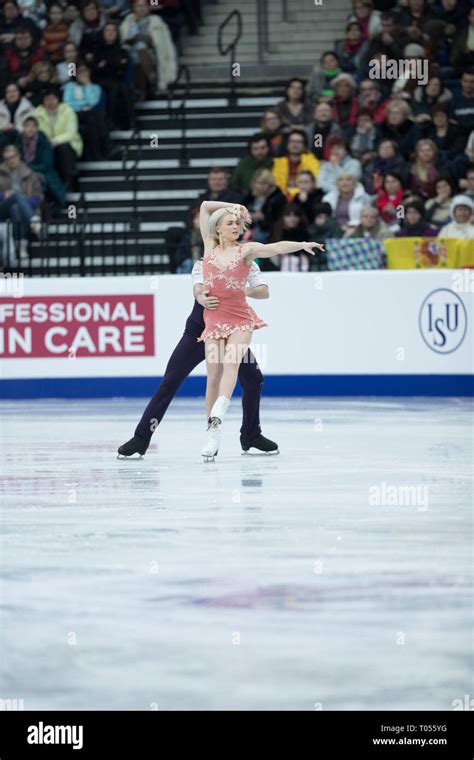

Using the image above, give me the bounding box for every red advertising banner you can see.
[0,295,155,358]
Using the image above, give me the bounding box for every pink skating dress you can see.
[198,244,268,341]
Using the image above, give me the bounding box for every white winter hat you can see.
[450,195,474,214]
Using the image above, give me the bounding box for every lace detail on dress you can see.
[203,246,244,291]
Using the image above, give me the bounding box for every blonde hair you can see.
[251,168,275,191]
[207,207,249,242]
[412,139,438,182]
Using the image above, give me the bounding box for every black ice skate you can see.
[117,434,149,459]
[240,433,279,455]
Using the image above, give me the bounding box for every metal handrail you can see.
[121,124,143,233]
[217,9,242,104]
[167,64,191,167]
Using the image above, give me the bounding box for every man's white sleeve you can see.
[191,259,204,286]
[247,261,266,288]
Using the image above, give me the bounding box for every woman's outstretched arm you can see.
[241,240,325,263]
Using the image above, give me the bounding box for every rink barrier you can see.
[1,374,472,398]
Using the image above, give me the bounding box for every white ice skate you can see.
[201,396,230,461]
[201,419,221,461]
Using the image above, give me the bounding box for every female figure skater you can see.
[199,200,324,459]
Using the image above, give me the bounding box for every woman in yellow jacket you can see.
[32,87,83,190]
[272,129,320,199]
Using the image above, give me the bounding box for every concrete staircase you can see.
[180,0,352,79]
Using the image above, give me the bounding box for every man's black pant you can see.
[135,302,264,441]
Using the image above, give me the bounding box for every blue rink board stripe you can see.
[0,375,473,398]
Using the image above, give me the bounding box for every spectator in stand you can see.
[230,133,273,196]
[425,175,455,229]
[375,171,405,227]
[0,142,41,254]
[335,21,369,75]
[390,43,426,99]
[331,73,359,143]
[323,173,371,233]
[91,22,133,129]
[63,61,108,160]
[412,75,453,124]
[6,26,45,89]
[120,0,177,100]
[68,0,105,62]
[55,40,79,85]
[307,201,343,249]
[348,0,382,40]
[346,206,392,240]
[99,0,129,21]
[394,0,435,43]
[377,100,423,160]
[272,128,320,199]
[306,101,343,161]
[175,206,204,274]
[23,61,61,106]
[195,167,242,207]
[426,103,471,181]
[395,197,438,237]
[16,0,46,28]
[450,68,474,142]
[365,138,408,195]
[242,168,286,244]
[153,0,184,52]
[357,79,389,125]
[260,108,287,156]
[0,142,43,217]
[438,195,474,240]
[307,51,343,103]
[32,86,82,189]
[292,170,323,222]
[269,202,310,272]
[0,81,33,152]
[363,11,408,61]
[275,78,313,130]
[350,109,377,166]
[434,0,470,30]
[437,193,474,238]
[317,141,362,194]
[409,139,439,198]
[42,3,69,63]
[0,0,41,46]
[461,164,474,199]
[16,114,66,210]
[450,6,474,74]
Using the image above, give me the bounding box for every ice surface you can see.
[0,397,472,710]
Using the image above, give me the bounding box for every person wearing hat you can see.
[331,73,360,142]
[395,197,438,237]
[438,194,474,239]
[335,21,369,74]
[32,86,83,190]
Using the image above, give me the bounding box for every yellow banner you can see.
[385,237,474,269]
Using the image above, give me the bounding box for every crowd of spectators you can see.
[0,0,201,253]
[173,0,474,272]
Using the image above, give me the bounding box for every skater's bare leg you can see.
[219,330,252,399]
[204,338,224,417]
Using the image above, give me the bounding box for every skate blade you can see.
[241,449,280,456]
[202,449,218,462]
[117,453,144,460]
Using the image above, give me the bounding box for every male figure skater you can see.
[117,259,279,457]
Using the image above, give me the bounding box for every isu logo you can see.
[419,288,467,354]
